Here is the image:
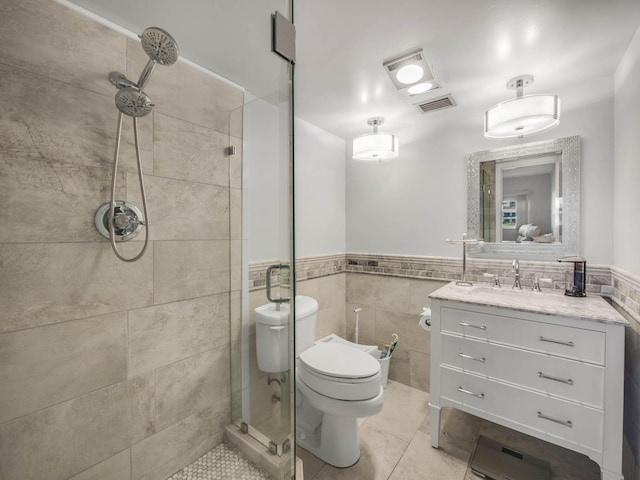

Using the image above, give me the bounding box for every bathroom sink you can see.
[430,281,626,324]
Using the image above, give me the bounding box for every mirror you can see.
[467,136,580,259]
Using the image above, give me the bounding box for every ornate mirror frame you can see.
[467,135,580,260]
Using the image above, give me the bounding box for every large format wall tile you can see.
[229,138,243,189]
[0,312,127,424]
[131,401,230,480]
[0,242,153,333]
[68,449,131,480]
[230,290,242,343]
[0,375,154,480]
[410,350,430,392]
[376,308,429,354]
[126,38,243,133]
[155,346,231,430]
[128,294,230,377]
[0,63,153,174]
[154,240,229,304]
[126,173,229,241]
[0,0,126,97]
[0,156,125,242]
[347,274,443,315]
[231,239,242,291]
[230,187,242,240]
[0,1,239,476]
[154,113,230,186]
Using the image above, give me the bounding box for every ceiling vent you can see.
[416,94,457,114]
[384,52,424,73]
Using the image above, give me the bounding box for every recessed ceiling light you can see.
[407,81,434,95]
[396,64,424,84]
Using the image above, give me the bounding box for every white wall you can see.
[294,117,346,257]
[244,97,290,262]
[346,76,615,264]
[614,25,640,276]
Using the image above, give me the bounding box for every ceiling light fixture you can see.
[484,75,560,139]
[396,64,424,84]
[407,81,434,95]
[352,117,399,161]
[383,49,439,96]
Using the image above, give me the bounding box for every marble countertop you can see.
[430,281,629,326]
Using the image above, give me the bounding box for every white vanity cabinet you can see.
[428,282,628,480]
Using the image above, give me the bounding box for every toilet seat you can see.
[298,343,381,400]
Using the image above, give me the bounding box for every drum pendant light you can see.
[352,117,399,161]
[484,75,560,139]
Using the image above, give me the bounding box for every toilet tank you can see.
[254,295,319,373]
[294,295,319,357]
[254,303,290,373]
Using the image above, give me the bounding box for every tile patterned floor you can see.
[167,442,272,480]
[297,380,601,480]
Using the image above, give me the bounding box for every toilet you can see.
[254,295,384,467]
[294,296,384,467]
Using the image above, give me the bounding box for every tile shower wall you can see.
[0,1,243,479]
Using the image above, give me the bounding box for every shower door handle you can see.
[266,264,291,304]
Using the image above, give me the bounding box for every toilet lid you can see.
[298,343,380,379]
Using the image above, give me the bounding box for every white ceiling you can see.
[294,0,640,141]
[67,0,640,143]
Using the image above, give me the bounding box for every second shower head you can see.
[109,26,179,116]
[115,87,154,117]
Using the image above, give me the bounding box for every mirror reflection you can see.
[467,136,580,260]
[480,153,562,244]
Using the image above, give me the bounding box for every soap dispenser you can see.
[557,256,587,297]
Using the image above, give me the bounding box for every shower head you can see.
[114,87,154,117]
[140,27,180,66]
[136,27,179,89]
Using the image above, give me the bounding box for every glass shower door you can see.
[229,7,295,478]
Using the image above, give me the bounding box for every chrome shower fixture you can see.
[108,27,180,116]
[95,27,179,262]
[137,27,180,89]
[114,87,154,117]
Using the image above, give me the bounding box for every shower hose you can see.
[108,112,150,262]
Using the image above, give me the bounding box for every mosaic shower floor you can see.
[168,443,272,480]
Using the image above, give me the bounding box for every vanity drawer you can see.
[440,334,605,407]
[440,307,605,365]
[440,366,604,452]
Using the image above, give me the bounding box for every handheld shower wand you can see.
[95,27,179,262]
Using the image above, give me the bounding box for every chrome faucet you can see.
[512,259,522,289]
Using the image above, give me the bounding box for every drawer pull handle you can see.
[458,387,484,399]
[458,353,486,363]
[538,336,575,347]
[538,371,574,385]
[459,322,487,330]
[537,411,573,428]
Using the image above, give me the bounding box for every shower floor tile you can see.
[168,442,272,480]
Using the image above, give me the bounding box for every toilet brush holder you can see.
[376,350,391,388]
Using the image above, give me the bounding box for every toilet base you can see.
[295,377,384,468]
[296,413,360,468]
